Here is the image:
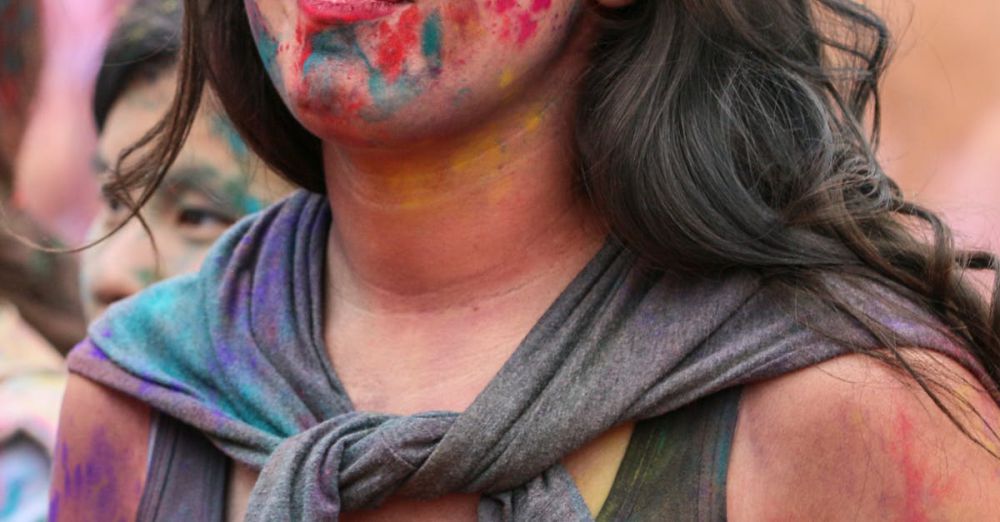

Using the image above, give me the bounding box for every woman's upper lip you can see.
[298,0,413,24]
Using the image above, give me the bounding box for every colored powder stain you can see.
[515,11,539,45]
[246,3,283,88]
[222,178,266,215]
[53,428,124,519]
[375,5,421,84]
[524,110,544,132]
[452,87,473,107]
[135,268,158,287]
[421,10,444,74]
[49,494,60,521]
[492,0,518,14]
[298,8,432,120]
[894,411,931,522]
[361,71,422,121]
[368,72,388,102]
[0,480,25,517]
[301,27,361,114]
[531,0,552,12]
[449,133,508,176]
[444,2,482,40]
[499,68,515,89]
[308,26,357,67]
[485,171,515,206]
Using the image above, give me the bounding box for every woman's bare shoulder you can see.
[50,373,152,521]
[728,351,1000,521]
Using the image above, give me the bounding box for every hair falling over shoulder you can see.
[108,0,1000,451]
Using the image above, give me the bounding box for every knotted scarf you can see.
[68,190,967,521]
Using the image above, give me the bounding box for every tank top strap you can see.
[597,386,743,522]
[137,413,229,522]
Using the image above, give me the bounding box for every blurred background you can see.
[875,0,1000,254]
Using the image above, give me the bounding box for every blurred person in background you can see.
[0,1,86,520]
[1,0,289,518]
[79,0,292,320]
[12,0,129,244]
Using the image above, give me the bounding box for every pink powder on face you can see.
[487,0,554,46]
[531,0,552,12]
[515,11,538,45]
[492,0,518,13]
[375,5,422,83]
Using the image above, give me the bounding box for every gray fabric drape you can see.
[68,190,963,520]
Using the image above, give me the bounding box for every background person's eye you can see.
[99,187,132,228]
[175,206,237,241]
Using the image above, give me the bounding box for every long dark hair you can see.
[111,0,1000,448]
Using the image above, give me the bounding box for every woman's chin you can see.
[294,109,421,148]
[290,91,482,149]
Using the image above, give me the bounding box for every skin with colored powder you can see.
[80,68,291,321]
[246,0,580,145]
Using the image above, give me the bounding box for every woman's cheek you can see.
[161,241,214,280]
[482,0,560,46]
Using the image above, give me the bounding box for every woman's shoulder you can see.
[51,373,152,521]
[728,351,1000,520]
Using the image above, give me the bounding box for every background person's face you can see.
[80,69,289,320]
[244,0,587,147]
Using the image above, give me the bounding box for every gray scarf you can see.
[68,190,960,520]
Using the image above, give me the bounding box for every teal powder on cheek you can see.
[421,10,443,73]
[305,16,442,121]
[246,2,283,89]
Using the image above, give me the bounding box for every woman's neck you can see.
[318,34,605,413]
[322,94,604,316]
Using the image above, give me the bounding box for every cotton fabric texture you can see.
[69,191,967,521]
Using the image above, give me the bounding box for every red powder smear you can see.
[889,411,959,522]
[445,2,480,39]
[893,412,931,522]
[515,11,538,45]
[376,5,421,83]
[531,0,552,12]
[295,24,312,86]
[486,1,546,47]
[492,0,518,14]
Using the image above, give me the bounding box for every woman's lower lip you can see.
[298,0,410,24]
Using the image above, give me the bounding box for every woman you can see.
[55,0,1000,520]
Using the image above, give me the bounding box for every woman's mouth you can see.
[298,0,412,24]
